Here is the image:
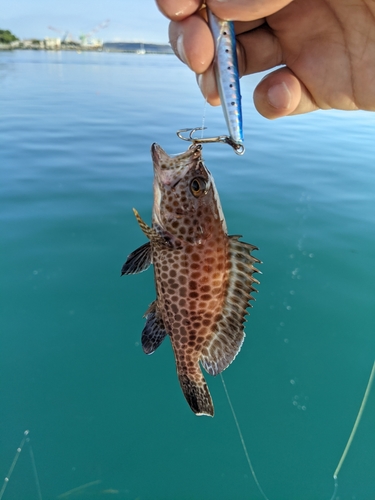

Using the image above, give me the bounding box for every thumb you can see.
[254,67,319,119]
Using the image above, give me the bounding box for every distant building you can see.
[21,39,44,49]
[79,36,103,49]
[44,37,61,50]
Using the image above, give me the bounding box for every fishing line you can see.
[200,96,208,139]
[222,360,375,500]
[57,480,102,499]
[0,430,43,500]
[0,430,29,499]
[28,437,43,500]
[329,359,375,500]
[220,374,270,500]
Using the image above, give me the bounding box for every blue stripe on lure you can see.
[207,8,244,148]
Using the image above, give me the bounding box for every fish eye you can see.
[190,177,207,197]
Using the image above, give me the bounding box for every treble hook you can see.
[177,128,245,156]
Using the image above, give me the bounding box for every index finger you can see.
[207,0,294,21]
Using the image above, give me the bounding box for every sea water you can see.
[1,50,375,500]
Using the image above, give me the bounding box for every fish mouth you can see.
[151,143,202,185]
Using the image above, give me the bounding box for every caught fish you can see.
[207,8,244,149]
[122,144,260,416]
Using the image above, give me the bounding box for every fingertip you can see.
[197,68,221,106]
[170,15,214,74]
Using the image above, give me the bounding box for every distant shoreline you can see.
[0,42,173,55]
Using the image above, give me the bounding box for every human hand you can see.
[156,0,375,119]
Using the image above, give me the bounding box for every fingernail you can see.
[176,34,187,64]
[267,82,291,110]
[197,73,203,91]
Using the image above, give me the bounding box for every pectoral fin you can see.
[141,301,167,354]
[121,242,152,275]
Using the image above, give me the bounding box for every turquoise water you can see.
[1,50,375,500]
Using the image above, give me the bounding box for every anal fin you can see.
[200,235,260,376]
[141,301,167,354]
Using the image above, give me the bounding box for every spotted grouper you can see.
[121,143,260,416]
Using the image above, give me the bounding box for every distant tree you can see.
[0,29,19,43]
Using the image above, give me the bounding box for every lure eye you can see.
[190,177,207,197]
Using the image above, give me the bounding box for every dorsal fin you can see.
[141,300,167,354]
[200,235,261,376]
[121,242,152,275]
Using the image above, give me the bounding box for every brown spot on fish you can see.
[201,294,212,301]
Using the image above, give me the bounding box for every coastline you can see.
[0,41,173,54]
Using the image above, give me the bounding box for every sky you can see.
[0,0,170,43]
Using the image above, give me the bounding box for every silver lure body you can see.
[207,9,244,146]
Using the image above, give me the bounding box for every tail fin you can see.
[178,370,214,417]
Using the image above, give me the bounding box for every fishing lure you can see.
[176,9,244,154]
[207,8,244,153]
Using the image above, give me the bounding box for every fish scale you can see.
[121,143,260,416]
